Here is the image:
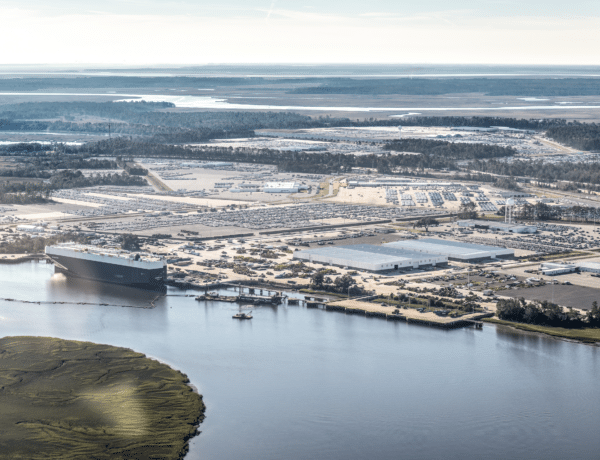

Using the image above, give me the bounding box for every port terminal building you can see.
[293,244,447,272]
[384,238,514,262]
[576,261,600,274]
[457,220,537,234]
[263,182,303,193]
[540,261,600,275]
[540,262,577,276]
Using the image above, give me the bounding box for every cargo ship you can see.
[45,243,167,290]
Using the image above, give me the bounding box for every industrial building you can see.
[540,262,577,276]
[539,261,600,275]
[16,225,45,233]
[347,180,451,188]
[293,244,447,272]
[497,191,532,198]
[384,238,514,262]
[457,220,537,234]
[576,261,600,274]
[263,182,301,193]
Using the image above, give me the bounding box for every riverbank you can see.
[188,279,495,328]
[0,336,205,459]
[325,298,493,328]
[0,253,46,264]
[484,318,600,343]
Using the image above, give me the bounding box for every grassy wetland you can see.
[0,336,205,459]
[484,318,600,343]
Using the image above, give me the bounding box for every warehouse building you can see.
[385,238,514,262]
[263,182,301,193]
[540,262,577,276]
[457,220,537,234]
[16,225,45,233]
[347,180,451,188]
[576,261,600,274]
[293,244,447,272]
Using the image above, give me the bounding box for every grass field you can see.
[0,336,205,459]
[484,318,600,343]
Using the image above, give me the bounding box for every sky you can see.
[2,1,600,65]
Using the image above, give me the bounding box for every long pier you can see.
[193,283,285,305]
[167,278,492,330]
[321,305,493,329]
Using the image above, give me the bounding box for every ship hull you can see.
[50,254,167,290]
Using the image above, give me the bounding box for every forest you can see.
[545,123,600,151]
[62,137,515,174]
[290,77,600,96]
[496,298,600,329]
[467,158,600,188]
[0,76,269,92]
[0,170,147,204]
[0,233,89,254]
[498,202,600,222]
[0,156,118,178]
[0,117,251,142]
[384,138,516,160]
[0,102,572,134]
[2,75,599,97]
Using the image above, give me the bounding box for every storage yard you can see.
[257,125,560,156]
[3,124,600,325]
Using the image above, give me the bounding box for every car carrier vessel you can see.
[45,243,167,289]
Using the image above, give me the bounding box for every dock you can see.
[323,299,494,329]
[195,284,285,305]
[177,278,492,330]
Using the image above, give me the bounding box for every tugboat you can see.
[232,311,253,320]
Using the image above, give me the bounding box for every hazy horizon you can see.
[2,1,599,66]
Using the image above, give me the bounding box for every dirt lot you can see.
[502,284,600,310]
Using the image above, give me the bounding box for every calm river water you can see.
[1,261,599,460]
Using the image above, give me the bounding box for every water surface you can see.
[1,261,598,460]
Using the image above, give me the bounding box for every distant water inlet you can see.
[1,92,600,112]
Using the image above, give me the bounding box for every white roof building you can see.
[293,244,447,272]
[385,238,514,261]
[263,182,300,193]
[17,225,45,233]
[576,261,600,274]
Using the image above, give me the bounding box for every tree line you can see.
[467,158,600,189]
[0,156,118,179]
[70,138,516,174]
[290,77,600,97]
[497,298,600,329]
[0,233,89,254]
[0,170,147,204]
[0,101,573,134]
[546,123,600,151]
[2,75,600,97]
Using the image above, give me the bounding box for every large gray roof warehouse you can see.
[293,244,447,271]
[384,238,513,261]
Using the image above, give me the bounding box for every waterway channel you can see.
[1,260,599,460]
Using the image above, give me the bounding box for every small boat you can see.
[232,311,253,320]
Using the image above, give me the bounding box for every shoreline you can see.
[484,318,600,344]
[0,258,498,330]
[0,336,206,459]
[8,257,599,340]
[145,352,202,396]
[0,254,47,264]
